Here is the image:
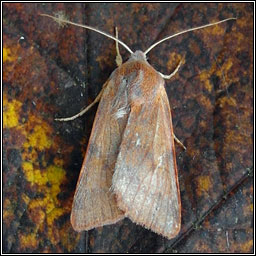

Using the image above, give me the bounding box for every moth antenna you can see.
[40,13,134,54]
[144,17,237,55]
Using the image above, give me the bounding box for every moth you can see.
[41,14,236,239]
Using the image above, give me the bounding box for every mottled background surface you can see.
[3,3,253,253]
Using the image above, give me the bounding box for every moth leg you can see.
[159,59,183,79]
[174,133,186,150]
[115,27,123,67]
[55,86,105,121]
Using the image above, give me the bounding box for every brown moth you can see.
[41,14,236,239]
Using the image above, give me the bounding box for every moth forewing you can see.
[70,78,126,231]
[111,51,181,239]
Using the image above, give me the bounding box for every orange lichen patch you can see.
[198,55,237,95]
[197,94,212,112]
[19,232,38,251]
[60,225,81,252]
[217,96,237,108]
[3,94,23,128]
[199,67,213,92]
[241,239,253,252]
[28,206,46,228]
[204,22,226,37]
[216,58,233,76]
[3,199,15,226]
[215,58,238,85]
[22,193,31,205]
[96,50,114,70]
[189,39,201,56]
[237,15,251,28]
[199,71,213,93]
[53,157,64,167]
[197,176,212,197]
[224,130,247,147]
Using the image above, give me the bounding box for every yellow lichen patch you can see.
[28,194,55,217]
[21,117,53,175]
[47,165,66,185]
[33,169,48,186]
[24,165,66,208]
[47,207,66,245]
[22,161,49,187]
[18,111,70,244]
[23,124,52,151]
[23,163,67,245]
[22,161,34,183]
[3,94,22,128]
[27,168,48,186]
[7,108,74,247]
[47,207,65,226]
[3,47,16,63]
[19,232,38,251]
[197,175,212,197]
[46,165,66,202]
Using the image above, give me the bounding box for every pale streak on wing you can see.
[112,85,181,239]
[71,78,126,231]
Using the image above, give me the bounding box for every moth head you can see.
[129,51,147,62]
